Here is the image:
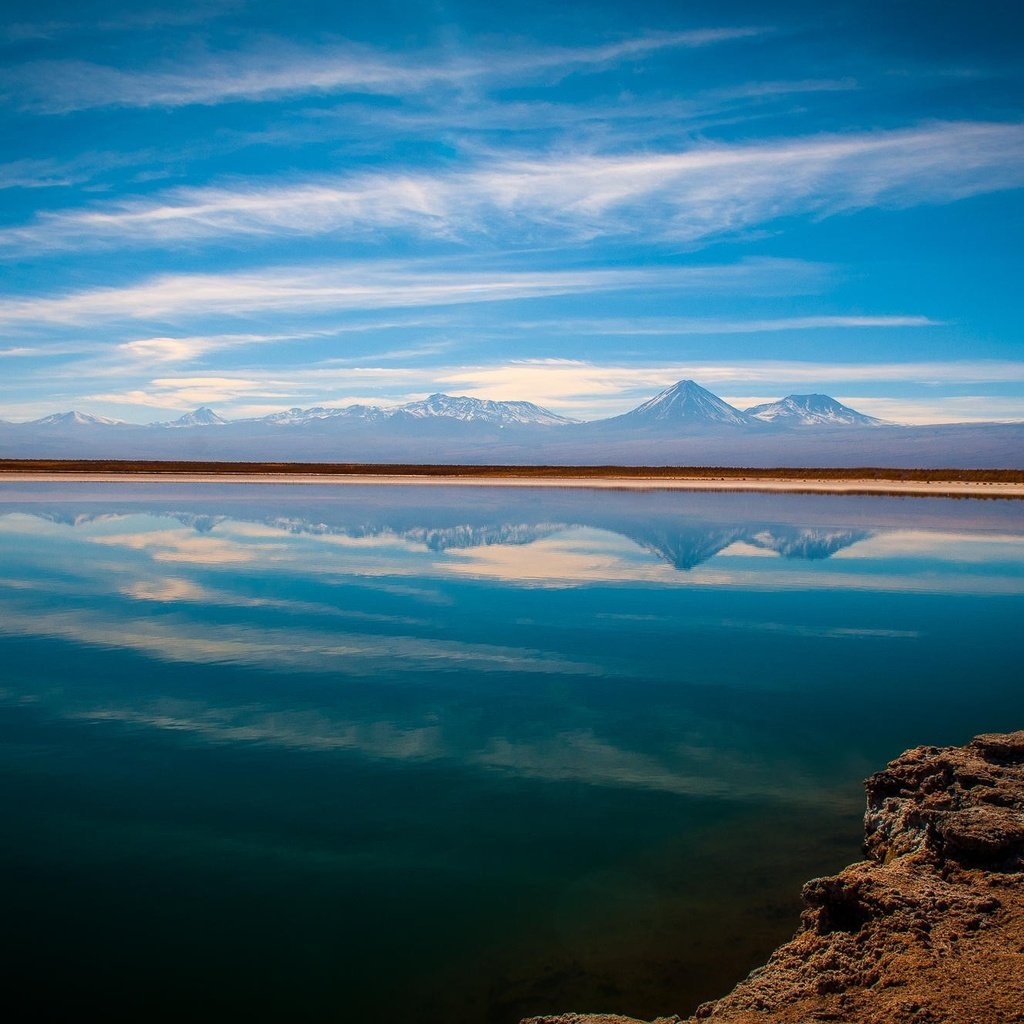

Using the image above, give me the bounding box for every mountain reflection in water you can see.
[28,508,872,569]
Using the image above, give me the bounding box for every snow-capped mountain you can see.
[745,394,886,426]
[395,394,578,426]
[601,379,753,428]
[251,394,577,428]
[256,405,392,426]
[157,407,228,428]
[29,411,126,427]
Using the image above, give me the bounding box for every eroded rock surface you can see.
[522,731,1024,1024]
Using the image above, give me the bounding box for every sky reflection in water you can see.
[0,484,1021,1022]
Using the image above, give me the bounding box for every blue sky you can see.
[1,0,1022,423]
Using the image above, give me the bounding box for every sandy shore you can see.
[1,471,1023,498]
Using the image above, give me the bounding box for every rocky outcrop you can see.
[523,731,1024,1024]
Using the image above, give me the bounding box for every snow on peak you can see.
[31,410,125,426]
[253,396,576,427]
[614,380,752,426]
[397,393,577,426]
[161,407,228,427]
[745,394,886,426]
[257,404,392,425]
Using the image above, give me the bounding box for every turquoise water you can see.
[1,483,1021,1022]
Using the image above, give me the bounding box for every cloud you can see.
[683,565,1024,597]
[441,528,682,587]
[112,329,431,365]
[295,77,856,144]
[4,121,1021,255]
[828,395,1024,425]
[0,157,89,191]
[2,3,241,45]
[0,318,457,384]
[118,332,288,363]
[243,75,860,175]
[0,257,814,328]
[517,315,942,335]
[0,600,595,675]
[122,575,429,625]
[4,29,762,113]
[95,314,921,372]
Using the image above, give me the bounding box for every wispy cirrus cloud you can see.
[3,28,762,113]
[114,318,452,364]
[826,395,1024,425]
[516,314,941,335]
[295,77,857,144]
[0,78,852,195]
[0,267,650,327]
[0,257,818,328]
[1,2,242,45]
[101,314,934,367]
[4,122,1021,254]
[0,147,172,192]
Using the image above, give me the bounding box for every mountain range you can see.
[2,380,1021,467]
[4,381,885,431]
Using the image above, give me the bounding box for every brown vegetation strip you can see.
[1,460,1023,483]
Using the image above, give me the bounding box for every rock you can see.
[522,731,1024,1024]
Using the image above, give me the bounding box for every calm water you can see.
[1,483,1022,1022]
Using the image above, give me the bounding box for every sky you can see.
[1,0,1022,424]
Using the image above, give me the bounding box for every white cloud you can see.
[517,315,941,335]
[0,258,813,328]
[2,2,241,44]
[3,122,1021,252]
[270,76,857,163]
[831,395,1024,425]
[119,333,282,363]
[0,267,643,326]
[5,29,762,113]
[83,367,438,411]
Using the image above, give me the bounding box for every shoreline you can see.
[1,470,1023,499]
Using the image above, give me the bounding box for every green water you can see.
[0,483,1021,1021]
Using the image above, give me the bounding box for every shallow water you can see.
[1,483,1021,1022]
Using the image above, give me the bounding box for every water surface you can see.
[1,483,1021,1022]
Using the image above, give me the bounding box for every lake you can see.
[1,482,1021,1022]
